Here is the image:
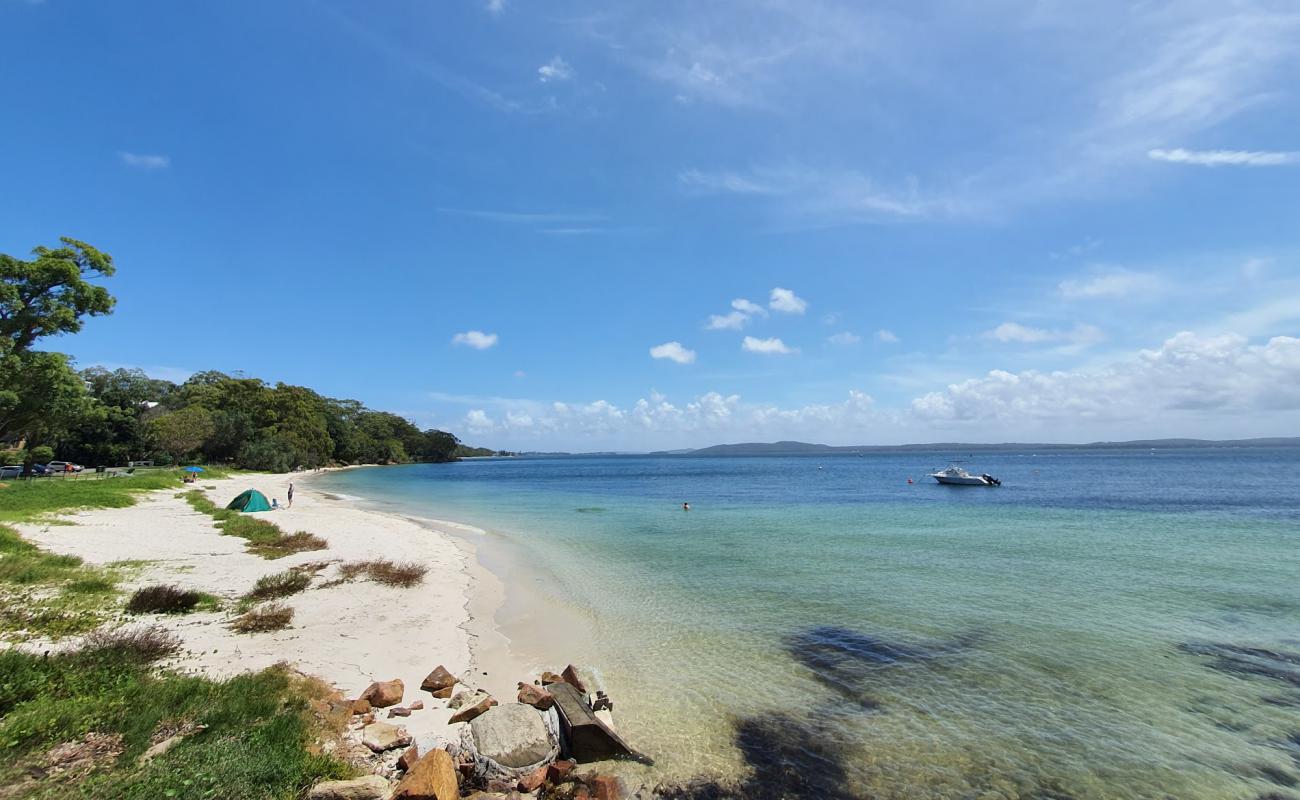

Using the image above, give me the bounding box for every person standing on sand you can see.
[287,483,295,508]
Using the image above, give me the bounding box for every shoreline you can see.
[11,468,536,749]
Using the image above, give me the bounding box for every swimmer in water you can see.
[682,501,690,511]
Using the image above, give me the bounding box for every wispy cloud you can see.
[452,330,499,350]
[119,152,170,169]
[705,311,749,331]
[538,57,573,83]
[876,329,900,343]
[984,322,1104,347]
[1148,148,1299,166]
[650,341,696,364]
[769,287,807,314]
[827,331,860,345]
[742,336,798,355]
[1058,268,1162,300]
[484,0,506,15]
[732,298,767,317]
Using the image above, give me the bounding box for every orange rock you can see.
[517,683,554,710]
[431,685,454,699]
[447,693,496,724]
[421,665,457,694]
[561,665,588,693]
[391,748,459,800]
[587,774,622,800]
[398,745,421,772]
[540,671,564,685]
[360,679,404,708]
[409,700,424,711]
[547,759,576,783]
[349,699,372,715]
[516,765,548,792]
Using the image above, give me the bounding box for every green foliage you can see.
[0,349,89,444]
[245,570,311,601]
[29,444,55,464]
[0,237,115,355]
[0,637,349,798]
[125,585,204,614]
[183,490,327,559]
[148,405,216,464]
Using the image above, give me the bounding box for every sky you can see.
[2,0,1299,451]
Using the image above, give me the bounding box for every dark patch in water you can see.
[1256,763,1298,787]
[575,507,606,513]
[1179,642,1300,687]
[1262,694,1300,708]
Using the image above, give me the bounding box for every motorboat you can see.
[929,464,1000,486]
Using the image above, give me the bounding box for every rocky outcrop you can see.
[448,690,475,710]
[389,707,412,718]
[517,683,554,710]
[392,748,460,800]
[307,775,390,800]
[360,679,404,708]
[448,692,497,724]
[468,704,557,770]
[362,722,412,753]
[561,665,588,693]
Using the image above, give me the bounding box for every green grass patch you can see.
[0,471,180,525]
[0,626,350,798]
[245,570,311,602]
[183,490,327,560]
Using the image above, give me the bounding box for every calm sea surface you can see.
[316,448,1300,799]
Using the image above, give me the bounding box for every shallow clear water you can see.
[316,449,1300,799]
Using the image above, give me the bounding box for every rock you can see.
[586,775,622,800]
[392,748,459,800]
[431,685,455,699]
[389,707,412,718]
[349,699,372,715]
[360,713,375,725]
[517,683,554,710]
[547,759,576,783]
[448,692,497,724]
[399,745,421,772]
[410,700,425,710]
[448,690,475,709]
[469,704,556,769]
[561,665,587,693]
[138,724,207,765]
[421,665,457,694]
[307,775,390,800]
[540,671,564,685]
[362,722,412,753]
[360,679,404,708]
[516,765,549,792]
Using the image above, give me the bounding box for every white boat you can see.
[929,464,1000,486]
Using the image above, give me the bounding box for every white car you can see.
[45,461,83,473]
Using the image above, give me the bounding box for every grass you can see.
[182,490,327,559]
[125,585,220,615]
[336,559,428,588]
[0,626,350,799]
[229,603,294,634]
[244,570,311,602]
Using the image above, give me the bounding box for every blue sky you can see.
[3,0,1299,450]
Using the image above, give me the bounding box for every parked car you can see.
[0,465,22,479]
[45,461,83,473]
[29,463,48,475]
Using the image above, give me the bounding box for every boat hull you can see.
[932,475,992,486]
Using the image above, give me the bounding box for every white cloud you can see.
[119,152,170,169]
[452,330,499,350]
[538,57,573,83]
[769,287,807,314]
[732,298,767,317]
[913,332,1300,425]
[465,409,494,431]
[649,341,696,364]
[484,0,505,15]
[1148,148,1299,167]
[706,311,749,330]
[742,336,798,355]
[984,322,1104,347]
[876,329,900,343]
[827,332,860,345]
[680,165,946,223]
[1058,269,1162,300]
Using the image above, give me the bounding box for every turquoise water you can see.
[316,449,1300,799]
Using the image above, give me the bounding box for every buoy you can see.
[907,477,913,484]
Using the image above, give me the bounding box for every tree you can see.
[148,406,215,464]
[0,350,88,445]
[0,238,115,355]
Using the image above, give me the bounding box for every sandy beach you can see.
[11,469,529,748]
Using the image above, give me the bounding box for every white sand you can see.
[13,470,529,746]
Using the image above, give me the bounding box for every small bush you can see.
[246,570,311,601]
[230,603,294,634]
[126,584,203,614]
[80,624,182,662]
[249,530,327,559]
[337,559,427,588]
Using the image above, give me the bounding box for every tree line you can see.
[1,238,493,471]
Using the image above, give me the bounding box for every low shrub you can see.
[337,559,427,588]
[126,584,203,614]
[249,530,327,559]
[80,624,182,662]
[230,603,294,634]
[246,570,311,601]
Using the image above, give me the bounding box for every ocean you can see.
[314,448,1300,799]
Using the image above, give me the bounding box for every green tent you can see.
[226,489,272,512]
